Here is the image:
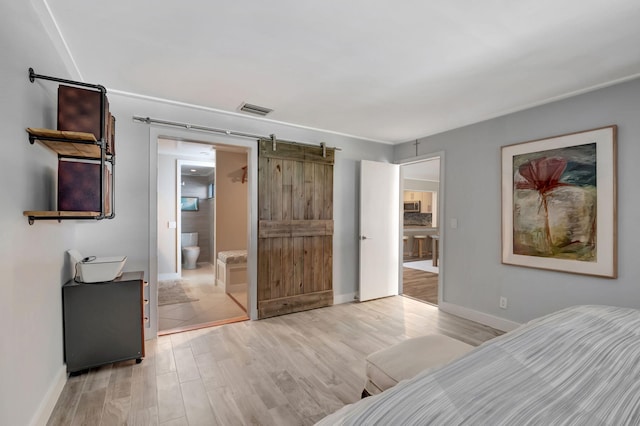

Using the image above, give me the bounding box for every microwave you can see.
[404,201,421,212]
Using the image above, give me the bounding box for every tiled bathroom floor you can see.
[158,263,248,333]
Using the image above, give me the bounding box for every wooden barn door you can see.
[257,139,334,319]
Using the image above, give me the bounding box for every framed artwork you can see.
[501,125,617,277]
[181,197,199,211]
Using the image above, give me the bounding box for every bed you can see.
[317,305,640,425]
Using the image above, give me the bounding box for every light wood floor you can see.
[47,296,502,426]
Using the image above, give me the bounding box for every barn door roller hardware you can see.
[133,116,342,152]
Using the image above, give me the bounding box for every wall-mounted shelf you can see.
[26,128,106,159]
[24,68,116,225]
[23,211,101,225]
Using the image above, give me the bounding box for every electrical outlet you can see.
[499,296,508,309]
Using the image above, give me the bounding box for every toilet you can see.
[181,232,200,270]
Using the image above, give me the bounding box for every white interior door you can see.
[359,160,400,301]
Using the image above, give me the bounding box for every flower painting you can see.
[513,144,596,259]
[502,126,617,277]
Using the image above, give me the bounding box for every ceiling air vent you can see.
[238,102,273,116]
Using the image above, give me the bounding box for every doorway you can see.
[156,138,249,334]
[400,156,441,305]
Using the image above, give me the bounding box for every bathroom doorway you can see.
[157,139,249,334]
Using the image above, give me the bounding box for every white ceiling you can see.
[42,0,640,144]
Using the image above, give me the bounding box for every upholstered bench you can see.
[363,334,474,397]
[215,250,247,292]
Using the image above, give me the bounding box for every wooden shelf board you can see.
[26,128,102,159]
[23,211,100,218]
[27,128,97,141]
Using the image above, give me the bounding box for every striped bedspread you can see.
[317,305,640,425]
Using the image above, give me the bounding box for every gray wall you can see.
[157,154,178,276]
[0,3,79,425]
[395,77,640,325]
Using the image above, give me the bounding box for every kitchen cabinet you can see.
[420,192,432,213]
[62,271,145,374]
[404,191,433,213]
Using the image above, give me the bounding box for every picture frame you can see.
[501,125,617,278]
[181,196,199,211]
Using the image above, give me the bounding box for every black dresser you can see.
[62,271,145,374]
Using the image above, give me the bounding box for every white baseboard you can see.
[334,292,357,305]
[30,365,67,426]
[439,301,521,332]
